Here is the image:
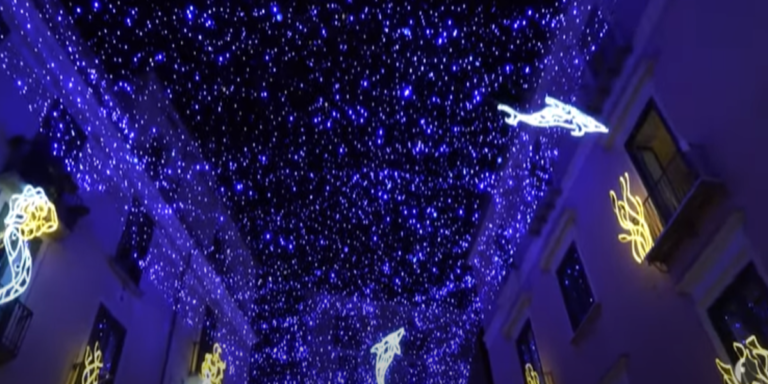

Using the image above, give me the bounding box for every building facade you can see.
[479,0,768,383]
[0,0,257,383]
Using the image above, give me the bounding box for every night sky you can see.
[28,0,587,381]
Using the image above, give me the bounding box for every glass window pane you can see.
[708,263,768,364]
[556,243,595,330]
[516,320,543,380]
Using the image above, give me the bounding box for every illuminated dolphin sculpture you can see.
[0,185,58,305]
[497,96,609,137]
[371,327,405,384]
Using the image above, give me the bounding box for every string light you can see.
[0,0,615,380]
[201,343,226,384]
[81,342,103,384]
[497,96,609,137]
[609,173,656,263]
[716,335,768,384]
[0,185,59,305]
[371,327,405,384]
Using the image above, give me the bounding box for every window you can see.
[626,100,696,224]
[708,263,768,364]
[556,243,595,331]
[85,304,126,383]
[0,13,9,41]
[114,198,154,286]
[516,320,543,381]
[206,233,227,278]
[41,99,88,167]
[194,306,217,374]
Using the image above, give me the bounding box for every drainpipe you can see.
[159,251,193,384]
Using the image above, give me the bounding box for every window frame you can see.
[678,214,766,365]
[193,305,217,374]
[114,198,155,286]
[707,262,768,364]
[555,242,596,331]
[515,319,543,382]
[84,304,127,383]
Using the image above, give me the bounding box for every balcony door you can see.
[626,100,694,223]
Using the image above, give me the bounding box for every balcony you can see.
[641,146,727,270]
[2,134,90,233]
[0,299,33,365]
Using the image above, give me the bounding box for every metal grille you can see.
[0,299,33,364]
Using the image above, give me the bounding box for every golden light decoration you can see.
[81,342,103,384]
[200,343,226,384]
[525,364,540,384]
[716,335,768,384]
[609,172,655,263]
[0,185,59,305]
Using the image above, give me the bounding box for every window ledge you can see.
[107,257,144,298]
[570,302,602,346]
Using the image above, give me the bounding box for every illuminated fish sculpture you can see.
[497,96,609,137]
[0,185,59,305]
[371,327,405,384]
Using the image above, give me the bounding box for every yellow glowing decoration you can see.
[200,343,226,384]
[81,343,103,384]
[716,335,768,384]
[609,173,654,263]
[524,364,540,384]
[0,185,59,305]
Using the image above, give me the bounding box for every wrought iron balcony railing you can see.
[640,146,726,269]
[0,298,33,365]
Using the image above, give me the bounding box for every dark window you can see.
[194,306,217,374]
[579,7,606,55]
[626,100,696,224]
[708,263,768,364]
[556,243,595,330]
[85,304,126,383]
[206,233,227,278]
[0,13,9,41]
[114,198,154,286]
[516,320,543,381]
[41,99,88,167]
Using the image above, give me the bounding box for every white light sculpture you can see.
[0,185,59,305]
[497,96,609,137]
[371,327,405,384]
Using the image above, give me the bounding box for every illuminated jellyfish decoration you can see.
[717,335,768,384]
[200,343,226,384]
[524,364,540,384]
[609,172,655,263]
[81,343,103,384]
